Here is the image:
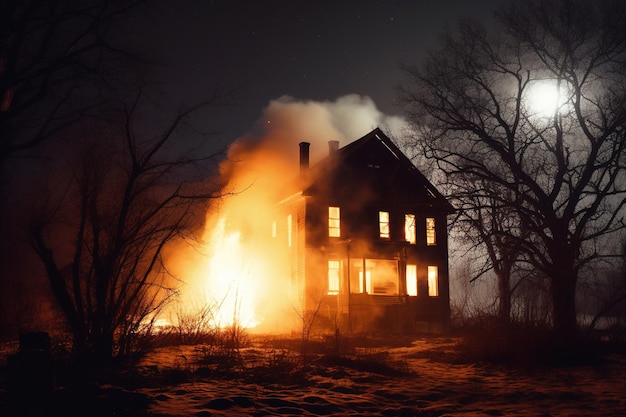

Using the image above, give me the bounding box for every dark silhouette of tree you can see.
[0,0,141,169]
[401,0,626,341]
[452,178,524,325]
[28,91,225,367]
[587,240,626,332]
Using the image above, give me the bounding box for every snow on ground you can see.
[1,335,625,416]
[131,336,626,417]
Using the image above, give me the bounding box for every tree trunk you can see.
[94,332,114,365]
[550,267,578,342]
[497,269,511,326]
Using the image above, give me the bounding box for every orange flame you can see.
[180,151,301,332]
[168,96,388,333]
[203,216,259,328]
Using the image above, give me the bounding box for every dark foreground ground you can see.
[1,335,625,416]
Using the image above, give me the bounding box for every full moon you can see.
[525,80,560,118]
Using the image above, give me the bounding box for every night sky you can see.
[0,0,503,339]
[120,0,500,150]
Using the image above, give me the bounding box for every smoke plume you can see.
[175,95,408,332]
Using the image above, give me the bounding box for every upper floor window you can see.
[328,260,340,295]
[426,217,436,246]
[379,211,390,239]
[328,206,340,237]
[271,220,277,238]
[405,214,416,244]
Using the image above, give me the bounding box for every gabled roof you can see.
[303,128,454,212]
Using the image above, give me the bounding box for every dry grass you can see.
[2,331,626,416]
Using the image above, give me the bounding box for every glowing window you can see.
[406,264,417,296]
[359,269,372,293]
[426,217,436,246]
[328,260,340,295]
[287,214,292,247]
[370,259,398,295]
[350,259,371,294]
[405,214,416,244]
[350,259,398,295]
[271,221,277,238]
[428,266,439,297]
[328,206,340,237]
[379,211,390,239]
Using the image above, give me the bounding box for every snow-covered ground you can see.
[133,336,626,416]
[2,335,625,416]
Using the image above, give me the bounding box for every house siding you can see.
[279,128,453,334]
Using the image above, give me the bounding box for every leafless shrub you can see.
[173,301,220,345]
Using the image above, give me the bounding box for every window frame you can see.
[379,210,390,239]
[406,263,417,296]
[426,217,436,246]
[405,213,416,244]
[328,260,340,295]
[328,206,341,237]
[427,265,439,297]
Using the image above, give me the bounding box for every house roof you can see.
[303,128,454,212]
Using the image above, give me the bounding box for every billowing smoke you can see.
[230,94,407,172]
[174,95,408,333]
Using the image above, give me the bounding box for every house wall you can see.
[275,130,453,335]
[301,196,451,334]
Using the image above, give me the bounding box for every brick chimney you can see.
[328,140,339,155]
[299,142,310,176]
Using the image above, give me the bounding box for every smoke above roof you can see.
[168,95,409,331]
[221,94,409,189]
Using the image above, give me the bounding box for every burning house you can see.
[272,128,453,333]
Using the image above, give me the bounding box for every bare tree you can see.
[28,91,225,366]
[400,0,626,342]
[291,288,326,361]
[0,0,141,169]
[452,177,526,325]
[0,0,148,341]
[586,240,626,332]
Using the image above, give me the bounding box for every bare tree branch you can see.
[400,0,626,339]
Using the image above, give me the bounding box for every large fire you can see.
[203,215,260,328]
[169,128,315,332]
[165,96,400,333]
[178,179,298,333]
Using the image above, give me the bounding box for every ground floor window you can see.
[348,259,372,293]
[328,260,340,295]
[406,264,417,296]
[428,265,439,297]
[349,258,398,295]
